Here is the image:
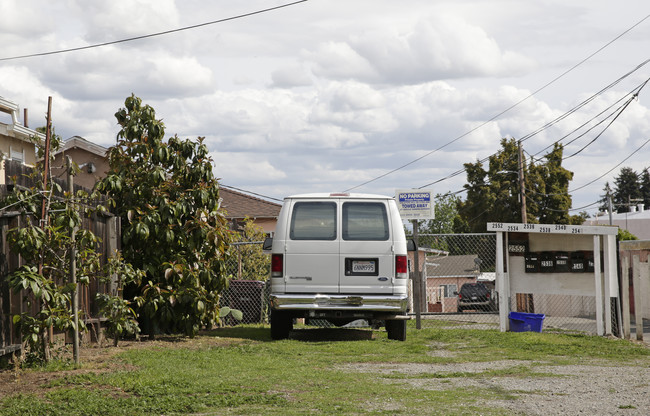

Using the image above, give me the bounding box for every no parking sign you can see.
[395,189,434,220]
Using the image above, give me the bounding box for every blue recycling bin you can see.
[509,311,545,333]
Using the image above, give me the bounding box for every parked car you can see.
[456,282,497,312]
[265,193,415,341]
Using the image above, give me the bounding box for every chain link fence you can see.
[219,236,618,336]
[220,242,271,325]
[410,233,500,330]
[413,233,619,336]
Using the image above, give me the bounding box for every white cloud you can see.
[270,65,313,88]
[2,0,650,215]
[72,0,180,42]
[308,13,536,84]
[210,151,286,183]
[31,48,214,101]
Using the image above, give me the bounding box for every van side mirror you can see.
[406,239,417,252]
[263,237,273,251]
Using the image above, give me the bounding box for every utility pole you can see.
[518,141,527,224]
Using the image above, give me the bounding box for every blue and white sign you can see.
[395,189,434,219]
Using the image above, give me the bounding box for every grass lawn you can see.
[1,323,649,415]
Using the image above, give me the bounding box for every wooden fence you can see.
[619,240,650,342]
[0,160,119,356]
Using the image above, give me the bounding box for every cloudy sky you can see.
[1,0,650,216]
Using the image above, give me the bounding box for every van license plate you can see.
[352,261,376,273]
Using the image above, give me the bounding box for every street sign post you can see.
[395,189,434,329]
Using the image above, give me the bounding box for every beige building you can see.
[51,136,109,190]
[0,96,44,184]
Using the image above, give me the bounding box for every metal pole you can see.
[67,156,80,365]
[411,220,421,329]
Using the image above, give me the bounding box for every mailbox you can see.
[570,252,585,273]
[539,252,555,273]
[524,252,539,273]
[554,251,570,272]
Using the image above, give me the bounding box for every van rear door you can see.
[339,200,393,295]
[283,200,340,293]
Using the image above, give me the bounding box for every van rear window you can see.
[343,202,389,241]
[290,202,337,240]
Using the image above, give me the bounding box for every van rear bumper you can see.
[270,293,408,313]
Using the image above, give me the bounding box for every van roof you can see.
[285,193,394,200]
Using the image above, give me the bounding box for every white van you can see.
[265,193,413,341]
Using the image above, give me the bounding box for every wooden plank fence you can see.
[0,160,119,356]
[619,240,650,342]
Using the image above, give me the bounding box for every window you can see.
[290,202,336,240]
[441,284,457,298]
[9,146,24,163]
[342,202,389,241]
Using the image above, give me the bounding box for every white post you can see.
[632,255,644,341]
[496,231,508,332]
[593,236,604,336]
[621,255,631,339]
[603,234,617,335]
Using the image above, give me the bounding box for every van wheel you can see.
[385,319,406,341]
[271,310,293,340]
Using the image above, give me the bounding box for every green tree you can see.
[416,193,462,234]
[618,228,638,241]
[459,139,574,231]
[230,218,270,281]
[612,167,640,213]
[532,143,573,224]
[639,169,650,208]
[569,210,590,225]
[96,253,145,346]
[95,95,232,337]
[599,182,613,212]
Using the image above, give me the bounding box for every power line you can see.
[420,68,650,190]
[344,12,650,192]
[0,1,309,62]
[526,69,650,160]
[221,184,283,203]
[569,138,650,193]
[562,94,638,160]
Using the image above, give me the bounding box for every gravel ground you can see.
[342,357,650,415]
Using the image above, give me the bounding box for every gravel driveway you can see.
[342,354,650,415]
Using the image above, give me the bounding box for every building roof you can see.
[220,187,281,219]
[584,205,650,239]
[0,96,45,142]
[55,136,108,157]
[425,254,481,278]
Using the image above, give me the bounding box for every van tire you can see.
[271,310,293,340]
[385,319,406,341]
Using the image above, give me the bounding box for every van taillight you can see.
[271,254,283,277]
[395,255,407,278]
